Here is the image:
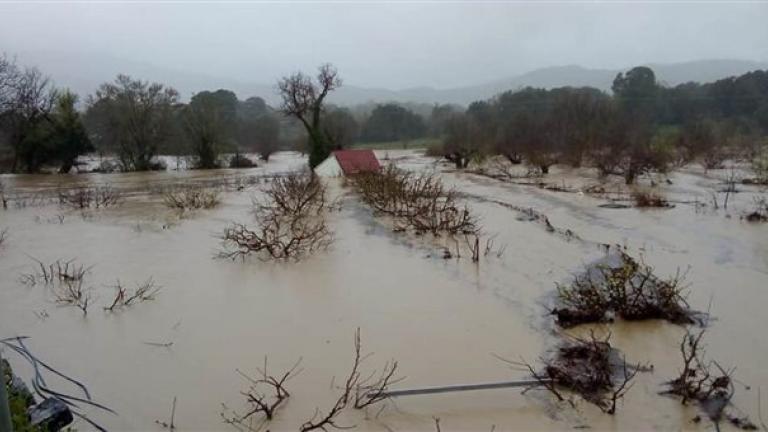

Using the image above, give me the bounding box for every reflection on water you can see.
[1,151,767,430]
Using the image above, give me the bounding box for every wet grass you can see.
[351,137,439,151]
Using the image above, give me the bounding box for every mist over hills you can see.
[8,51,768,107]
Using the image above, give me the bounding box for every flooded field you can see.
[1,151,767,431]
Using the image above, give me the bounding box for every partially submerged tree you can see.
[237,97,281,162]
[680,119,727,169]
[360,103,425,144]
[86,75,179,171]
[323,107,359,150]
[220,172,334,261]
[442,112,481,169]
[0,66,57,173]
[49,90,93,173]
[506,332,639,415]
[277,64,341,168]
[183,89,238,169]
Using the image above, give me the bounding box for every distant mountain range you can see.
[9,51,768,107]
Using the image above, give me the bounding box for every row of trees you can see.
[0,55,292,173]
[0,55,91,173]
[436,66,768,183]
[4,58,766,175]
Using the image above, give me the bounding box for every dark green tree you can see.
[360,103,425,143]
[322,107,358,150]
[183,89,238,169]
[50,90,93,173]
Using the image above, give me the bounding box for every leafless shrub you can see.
[221,357,303,428]
[303,328,401,430]
[220,172,333,261]
[104,278,161,312]
[552,247,695,327]
[504,332,638,414]
[19,257,94,315]
[163,186,220,211]
[59,185,122,209]
[155,396,177,430]
[464,235,481,262]
[21,257,91,286]
[432,417,442,432]
[352,166,478,236]
[256,172,326,216]
[744,196,768,223]
[631,189,669,208]
[662,329,757,430]
[300,329,363,432]
[483,234,507,258]
[52,279,92,315]
[353,359,403,410]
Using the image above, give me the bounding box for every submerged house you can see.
[314,149,381,177]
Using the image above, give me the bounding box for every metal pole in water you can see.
[0,351,13,432]
[377,379,548,398]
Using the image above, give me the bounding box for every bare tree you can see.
[441,112,481,169]
[220,172,334,261]
[86,75,179,171]
[352,166,478,236]
[0,53,20,112]
[300,329,363,432]
[277,64,342,168]
[104,278,161,312]
[662,329,757,429]
[2,66,57,172]
[222,358,303,428]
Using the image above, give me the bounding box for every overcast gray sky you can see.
[1,1,767,89]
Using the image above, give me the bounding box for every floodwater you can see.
[1,151,767,431]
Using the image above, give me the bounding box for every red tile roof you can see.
[333,150,381,175]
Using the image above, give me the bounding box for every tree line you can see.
[434,66,768,183]
[0,55,299,173]
[0,56,439,173]
[2,56,767,176]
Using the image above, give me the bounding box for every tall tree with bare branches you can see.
[1,66,57,172]
[277,63,341,168]
[86,74,179,171]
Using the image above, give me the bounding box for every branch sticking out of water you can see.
[222,357,303,429]
[104,278,161,312]
[662,328,757,430]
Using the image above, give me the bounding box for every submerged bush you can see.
[631,189,669,208]
[58,185,122,209]
[163,186,220,210]
[553,248,695,327]
[220,172,333,261]
[352,165,478,235]
[229,154,256,168]
[513,333,638,414]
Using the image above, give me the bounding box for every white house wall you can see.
[314,155,343,177]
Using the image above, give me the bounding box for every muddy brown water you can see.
[1,151,767,431]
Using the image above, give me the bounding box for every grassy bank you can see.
[351,137,440,151]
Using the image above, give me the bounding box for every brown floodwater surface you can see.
[1,152,767,431]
